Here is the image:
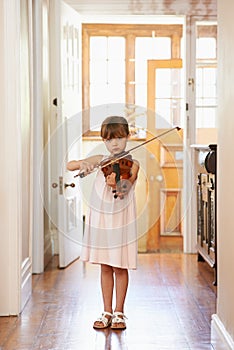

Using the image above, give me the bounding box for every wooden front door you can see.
[146,59,183,252]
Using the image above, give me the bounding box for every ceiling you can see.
[64,0,217,17]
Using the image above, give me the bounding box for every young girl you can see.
[67,116,139,330]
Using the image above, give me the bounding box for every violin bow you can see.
[99,126,181,167]
[75,126,181,178]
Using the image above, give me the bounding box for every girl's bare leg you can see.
[93,264,114,328]
[113,267,129,313]
[101,264,114,313]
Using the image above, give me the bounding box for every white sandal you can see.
[93,311,113,329]
[111,312,127,330]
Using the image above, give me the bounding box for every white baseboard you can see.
[211,314,234,350]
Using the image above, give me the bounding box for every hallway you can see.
[0,253,216,350]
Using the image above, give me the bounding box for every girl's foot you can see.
[111,312,127,330]
[93,312,113,329]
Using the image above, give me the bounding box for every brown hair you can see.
[100,116,129,140]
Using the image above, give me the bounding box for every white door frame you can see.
[183,16,217,253]
[0,0,21,315]
[32,0,44,273]
[0,0,33,315]
[183,16,197,253]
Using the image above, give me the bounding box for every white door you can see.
[49,0,83,268]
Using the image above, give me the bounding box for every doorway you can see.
[82,23,184,252]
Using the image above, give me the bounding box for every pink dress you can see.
[80,162,138,270]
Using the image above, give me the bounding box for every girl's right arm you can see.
[67,155,103,174]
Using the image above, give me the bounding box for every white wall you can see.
[0,0,22,315]
[211,0,234,348]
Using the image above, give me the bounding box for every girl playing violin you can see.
[67,116,139,330]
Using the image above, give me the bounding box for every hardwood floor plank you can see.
[0,253,216,349]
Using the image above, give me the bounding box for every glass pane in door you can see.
[155,68,184,128]
[195,22,217,144]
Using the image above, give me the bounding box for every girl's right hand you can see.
[77,160,95,175]
[67,155,102,176]
[67,159,94,174]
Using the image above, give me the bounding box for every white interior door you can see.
[49,0,83,268]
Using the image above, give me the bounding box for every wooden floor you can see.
[0,253,216,350]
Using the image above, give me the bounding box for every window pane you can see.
[156,99,171,125]
[89,36,125,108]
[90,84,108,106]
[90,61,107,83]
[195,22,217,143]
[196,37,216,59]
[135,60,148,84]
[135,37,171,60]
[196,68,217,108]
[196,107,216,128]
[155,68,184,127]
[108,37,125,60]
[135,85,147,107]
[90,37,107,59]
[108,60,125,83]
[88,104,147,135]
[135,37,171,108]
[89,103,132,131]
[156,70,172,98]
[153,37,171,58]
[90,83,125,107]
[106,83,125,102]
[197,97,217,107]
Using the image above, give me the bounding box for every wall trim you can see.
[211,314,234,350]
[31,0,44,274]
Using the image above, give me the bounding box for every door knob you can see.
[64,183,75,188]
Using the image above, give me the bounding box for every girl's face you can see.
[104,137,128,155]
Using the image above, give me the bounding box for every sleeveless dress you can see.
[80,162,138,270]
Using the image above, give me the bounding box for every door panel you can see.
[49,0,83,268]
[147,59,183,252]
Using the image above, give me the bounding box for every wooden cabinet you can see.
[193,144,217,285]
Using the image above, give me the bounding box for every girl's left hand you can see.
[106,172,116,188]
[106,173,132,199]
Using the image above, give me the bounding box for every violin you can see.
[101,155,133,179]
[101,155,133,198]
